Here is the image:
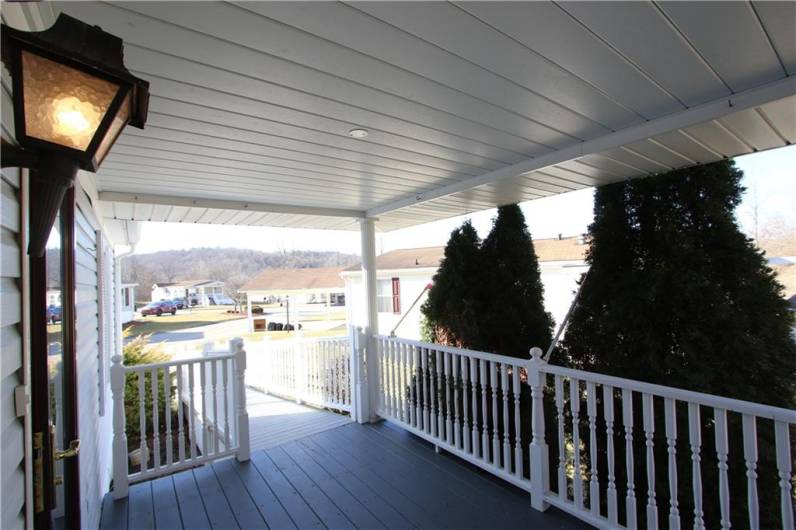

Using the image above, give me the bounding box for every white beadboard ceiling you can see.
[46,1,795,232]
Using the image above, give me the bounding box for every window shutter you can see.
[391,277,401,314]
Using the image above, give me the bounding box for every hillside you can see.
[121,248,359,302]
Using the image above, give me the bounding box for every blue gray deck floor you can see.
[100,421,591,529]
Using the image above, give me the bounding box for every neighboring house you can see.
[342,236,589,339]
[151,279,225,306]
[46,288,61,307]
[240,267,346,332]
[120,283,137,324]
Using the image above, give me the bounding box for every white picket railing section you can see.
[373,335,532,491]
[247,336,352,413]
[374,335,796,530]
[111,338,250,499]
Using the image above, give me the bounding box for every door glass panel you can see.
[45,213,66,526]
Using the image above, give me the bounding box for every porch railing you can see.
[373,335,796,530]
[110,338,250,499]
[246,335,352,413]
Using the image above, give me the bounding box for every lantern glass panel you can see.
[95,90,130,164]
[21,50,120,151]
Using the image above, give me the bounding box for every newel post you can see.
[111,355,129,499]
[528,347,550,511]
[349,325,370,424]
[231,338,250,462]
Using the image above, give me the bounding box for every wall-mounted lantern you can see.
[1,14,149,255]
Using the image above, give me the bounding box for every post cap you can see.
[529,347,544,360]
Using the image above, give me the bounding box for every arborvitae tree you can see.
[421,221,482,347]
[562,160,796,528]
[479,204,554,357]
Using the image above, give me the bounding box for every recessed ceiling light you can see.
[348,128,369,139]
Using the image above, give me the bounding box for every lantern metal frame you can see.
[1,13,149,171]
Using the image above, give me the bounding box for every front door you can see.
[31,184,81,530]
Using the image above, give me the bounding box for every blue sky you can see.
[135,145,795,255]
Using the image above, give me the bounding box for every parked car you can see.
[47,305,62,324]
[140,300,177,317]
[170,298,186,309]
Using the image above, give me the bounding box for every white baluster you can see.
[603,385,618,525]
[688,403,705,530]
[111,356,128,499]
[164,366,173,466]
[453,354,462,449]
[211,359,219,454]
[461,355,471,453]
[422,348,430,433]
[470,357,480,457]
[402,343,410,422]
[138,371,149,474]
[222,358,230,451]
[587,382,600,517]
[152,368,160,469]
[200,360,209,455]
[437,350,445,440]
[513,364,523,478]
[430,349,438,437]
[480,359,490,462]
[570,378,583,509]
[642,393,658,530]
[380,341,388,416]
[714,408,730,530]
[774,421,794,530]
[501,364,510,473]
[555,376,566,501]
[388,341,397,419]
[411,346,418,427]
[490,361,500,466]
[444,353,453,445]
[188,362,197,460]
[741,414,758,530]
[176,365,185,463]
[623,388,638,530]
[664,398,680,530]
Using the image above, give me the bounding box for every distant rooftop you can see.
[240,266,346,292]
[153,280,222,288]
[343,235,588,272]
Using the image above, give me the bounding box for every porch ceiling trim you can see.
[98,191,365,219]
[367,76,796,217]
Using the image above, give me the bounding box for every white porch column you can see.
[359,218,379,422]
[246,294,253,333]
[114,256,123,358]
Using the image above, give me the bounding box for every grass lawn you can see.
[242,325,347,343]
[124,307,245,338]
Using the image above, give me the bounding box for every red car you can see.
[140,300,177,317]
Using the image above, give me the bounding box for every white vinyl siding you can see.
[74,195,114,530]
[1,166,25,530]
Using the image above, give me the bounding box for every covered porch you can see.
[1,2,795,530]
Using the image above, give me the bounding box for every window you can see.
[123,286,130,307]
[377,277,401,314]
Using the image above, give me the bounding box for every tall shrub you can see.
[479,204,554,357]
[421,221,482,347]
[562,160,796,528]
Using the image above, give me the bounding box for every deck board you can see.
[152,476,183,530]
[102,412,591,529]
[172,468,212,530]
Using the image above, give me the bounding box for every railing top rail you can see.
[376,335,528,366]
[123,353,236,372]
[542,363,796,423]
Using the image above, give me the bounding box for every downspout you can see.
[389,283,432,338]
[114,244,135,359]
[543,268,589,363]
